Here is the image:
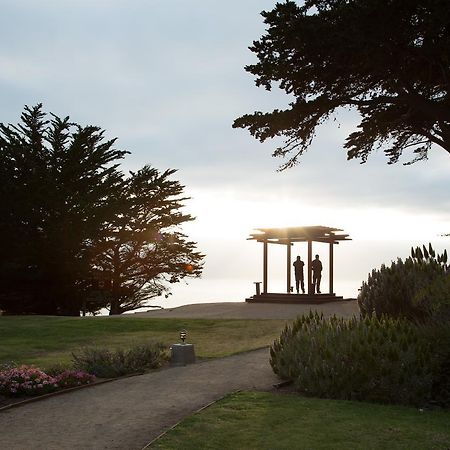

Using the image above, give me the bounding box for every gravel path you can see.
[0,348,279,450]
[1,301,359,449]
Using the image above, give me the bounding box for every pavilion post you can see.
[286,240,291,294]
[263,240,268,294]
[248,226,350,302]
[329,242,334,294]
[307,240,312,295]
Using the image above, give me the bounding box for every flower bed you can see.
[0,365,95,398]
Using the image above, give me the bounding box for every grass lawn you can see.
[0,316,288,369]
[152,391,450,450]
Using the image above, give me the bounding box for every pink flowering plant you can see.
[0,366,58,397]
[54,370,96,388]
[0,365,95,397]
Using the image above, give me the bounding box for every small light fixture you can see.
[180,329,187,344]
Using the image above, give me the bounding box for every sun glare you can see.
[184,189,449,248]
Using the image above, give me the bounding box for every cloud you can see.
[1,0,449,306]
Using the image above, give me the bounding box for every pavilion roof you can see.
[248,226,351,244]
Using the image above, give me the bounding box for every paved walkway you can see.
[1,301,359,449]
[0,348,279,450]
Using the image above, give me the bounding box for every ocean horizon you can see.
[120,277,361,315]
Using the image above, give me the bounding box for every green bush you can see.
[72,341,168,378]
[358,244,448,320]
[270,312,438,406]
[413,275,450,322]
[44,363,72,377]
[423,322,450,407]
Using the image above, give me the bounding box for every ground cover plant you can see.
[0,316,288,369]
[0,365,95,397]
[151,391,450,450]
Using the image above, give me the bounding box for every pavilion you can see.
[246,225,351,303]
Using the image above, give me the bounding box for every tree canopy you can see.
[90,166,203,315]
[0,104,203,315]
[233,0,450,169]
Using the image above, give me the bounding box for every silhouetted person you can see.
[311,254,322,294]
[293,256,305,294]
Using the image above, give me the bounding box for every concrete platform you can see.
[246,293,344,304]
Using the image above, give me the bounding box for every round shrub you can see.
[358,244,448,320]
[270,312,436,406]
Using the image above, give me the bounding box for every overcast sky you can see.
[1,0,449,307]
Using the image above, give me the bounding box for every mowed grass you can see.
[152,391,450,450]
[0,315,288,369]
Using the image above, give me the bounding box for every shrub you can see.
[358,244,448,320]
[0,366,58,397]
[423,322,450,407]
[413,275,450,322]
[270,312,437,406]
[71,341,168,378]
[54,370,96,388]
[44,363,72,377]
[0,365,96,397]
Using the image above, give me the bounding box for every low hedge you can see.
[270,312,448,407]
[71,341,168,378]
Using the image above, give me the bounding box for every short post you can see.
[254,282,261,296]
[171,329,196,366]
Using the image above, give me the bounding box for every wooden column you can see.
[263,240,268,294]
[307,240,312,295]
[329,241,334,295]
[286,241,291,293]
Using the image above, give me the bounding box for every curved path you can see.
[0,348,278,450]
[1,301,359,449]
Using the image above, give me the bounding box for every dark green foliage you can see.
[90,166,204,315]
[270,312,439,406]
[233,0,450,168]
[424,323,450,407]
[71,341,168,378]
[0,105,126,315]
[358,244,449,320]
[0,105,203,315]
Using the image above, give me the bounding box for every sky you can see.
[1,0,449,308]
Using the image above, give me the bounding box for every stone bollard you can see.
[170,343,196,366]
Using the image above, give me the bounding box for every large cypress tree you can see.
[233,0,450,168]
[90,166,204,315]
[0,105,203,315]
[0,105,126,314]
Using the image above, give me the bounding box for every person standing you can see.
[311,254,323,294]
[293,256,305,294]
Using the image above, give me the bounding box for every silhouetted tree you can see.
[0,105,126,315]
[0,105,203,315]
[233,0,450,169]
[90,166,203,315]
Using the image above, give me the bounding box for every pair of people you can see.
[293,255,322,294]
